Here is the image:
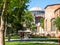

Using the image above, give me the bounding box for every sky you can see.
[28,0,60,10]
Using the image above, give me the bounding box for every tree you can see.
[0,0,30,45]
[0,0,7,45]
[53,16,60,45]
[6,0,30,41]
[54,17,60,31]
[30,24,36,31]
[40,18,44,28]
[11,10,33,34]
[11,9,33,30]
[5,0,29,30]
[21,10,33,29]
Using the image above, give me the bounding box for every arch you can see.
[54,8,60,17]
[51,18,56,31]
[54,8,60,13]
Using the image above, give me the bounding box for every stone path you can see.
[5,38,58,44]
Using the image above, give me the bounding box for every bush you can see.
[5,34,20,39]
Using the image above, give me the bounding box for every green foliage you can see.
[0,0,3,11]
[6,27,13,34]
[21,10,33,29]
[5,34,20,39]
[3,0,31,30]
[40,18,44,28]
[54,17,60,31]
[0,0,32,38]
[30,24,36,30]
[0,0,32,30]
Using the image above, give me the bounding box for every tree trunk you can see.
[59,36,60,45]
[8,34,11,41]
[0,0,7,45]
[5,20,7,37]
[0,30,5,45]
[0,15,5,45]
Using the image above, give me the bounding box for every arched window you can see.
[51,19,56,31]
[46,19,47,31]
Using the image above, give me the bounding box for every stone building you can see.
[44,4,60,37]
[29,7,45,34]
[29,7,45,24]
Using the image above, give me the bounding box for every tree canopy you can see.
[0,0,33,45]
[2,0,32,30]
[40,18,44,28]
[54,16,60,31]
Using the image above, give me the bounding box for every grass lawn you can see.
[5,42,58,45]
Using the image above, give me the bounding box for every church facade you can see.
[44,4,60,37]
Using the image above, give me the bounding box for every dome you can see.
[29,7,42,11]
[24,30,31,32]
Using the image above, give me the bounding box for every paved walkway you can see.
[5,38,58,40]
[5,38,58,44]
[27,41,58,44]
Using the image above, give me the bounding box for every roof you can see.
[45,3,60,9]
[18,30,31,33]
[29,7,42,11]
[24,30,31,32]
